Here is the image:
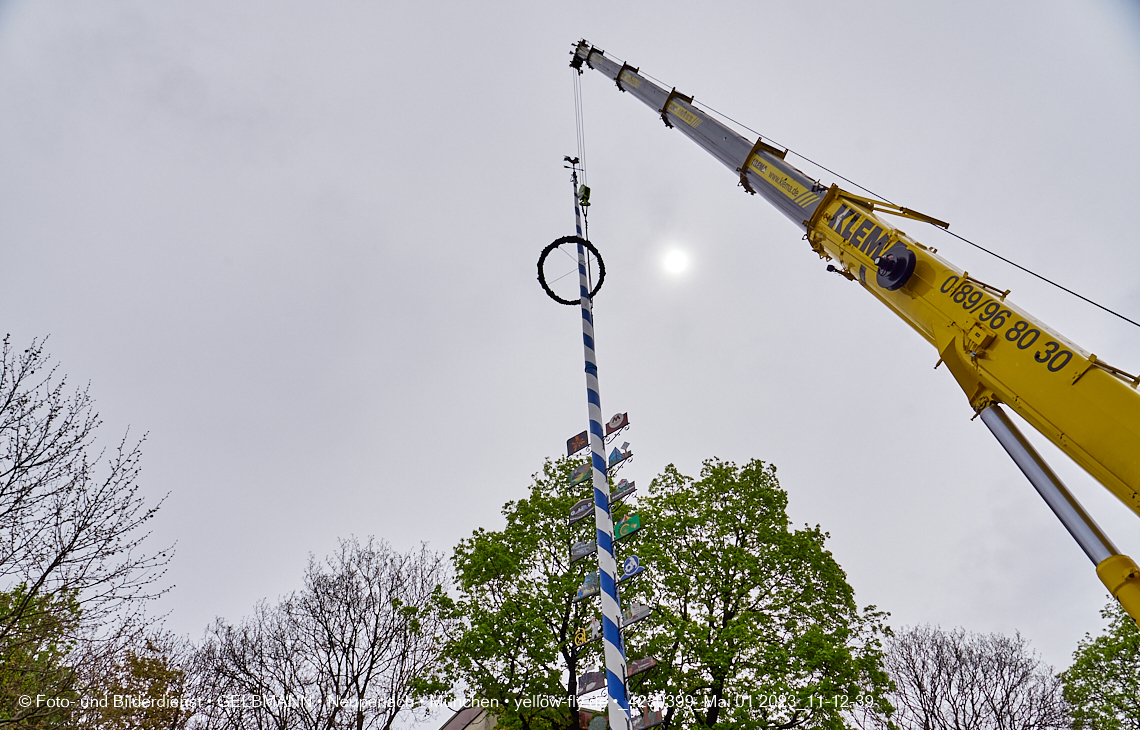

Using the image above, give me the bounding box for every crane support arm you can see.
[572,40,1140,616]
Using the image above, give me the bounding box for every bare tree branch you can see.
[195,537,450,730]
[858,625,1070,730]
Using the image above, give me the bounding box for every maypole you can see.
[536,159,631,730]
[569,166,631,730]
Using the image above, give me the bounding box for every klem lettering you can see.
[829,205,891,259]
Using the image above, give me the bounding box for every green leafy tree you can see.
[447,457,599,730]
[0,586,80,728]
[1062,600,1140,730]
[631,459,894,730]
[449,456,893,730]
[72,632,195,730]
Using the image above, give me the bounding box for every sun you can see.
[663,250,689,275]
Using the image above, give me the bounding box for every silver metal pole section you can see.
[979,404,1116,564]
[579,46,823,228]
[570,167,632,730]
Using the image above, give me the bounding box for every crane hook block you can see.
[874,244,917,291]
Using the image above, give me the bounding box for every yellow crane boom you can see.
[571,40,1140,622]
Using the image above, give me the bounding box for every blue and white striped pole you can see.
[570,167,632,730]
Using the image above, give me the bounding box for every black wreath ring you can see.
[537,235,606,306]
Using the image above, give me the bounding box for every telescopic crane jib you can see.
[568,39,1140,624]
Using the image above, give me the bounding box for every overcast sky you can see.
[1,0,1138,712]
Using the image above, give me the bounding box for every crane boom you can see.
[571,41,1140,620]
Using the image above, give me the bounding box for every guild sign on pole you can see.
[574,617,602,646]
[634,710,665,729]
[569,461,593,486]
[615,514,641,541]
[570,539,597,564]
[611,479,636,505]
[568,498,594,525]
[574,572,600,603]
[620,602,653,628]
[627,656,658,677]
[567,430,589,456]
[605,412,629,436]
[577,670,607,696]
[618,555,644,583]
[608,443,632,468]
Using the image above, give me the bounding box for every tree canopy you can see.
[631,459,892,730]
[195,537,450,730]
[0,586,80,727]
[447,458,597,730]
[868,625,1068,730]
[447,456,893,730]
[1062,600,1140,730]
[0,337,171,728]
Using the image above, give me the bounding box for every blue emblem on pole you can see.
[618,555,644,583]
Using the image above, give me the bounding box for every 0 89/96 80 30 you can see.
[941,274,1073,373]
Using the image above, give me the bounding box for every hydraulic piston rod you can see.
[980,405,1140,623]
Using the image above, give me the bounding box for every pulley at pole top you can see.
[539,157,604,307]
[564,155,593,234]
